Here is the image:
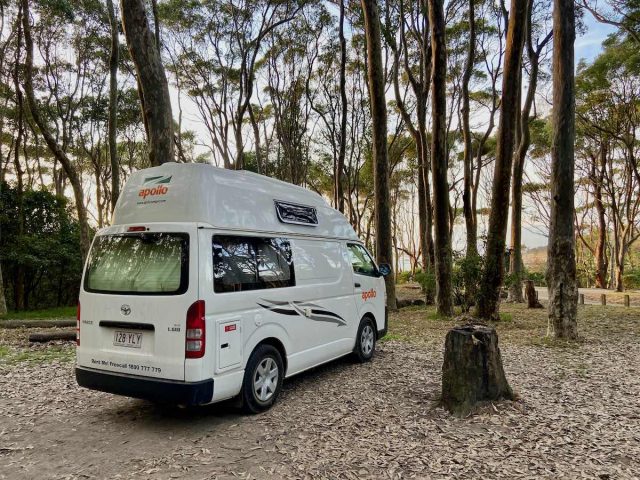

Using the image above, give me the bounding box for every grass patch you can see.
[379,332,406,343]
[0,345,75,365]
[0,306,76,321]
[499,312,513,322]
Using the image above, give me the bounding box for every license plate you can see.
[113,331,143,348]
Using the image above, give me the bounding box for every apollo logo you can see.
[138,185,168,199]
[138,175,172,199]
[361,289,377,301]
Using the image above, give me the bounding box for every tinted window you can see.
[274,200,318,226]
[84,233,189,295]
[213,236,295,293]
[347,244,378,277]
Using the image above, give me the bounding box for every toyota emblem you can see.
[121,304,131,316]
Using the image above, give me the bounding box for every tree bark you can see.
[428,0,452,316]
[461,0,477,258]
[546,0,578,339]
[476,0,527,320]
[335,0,348,213]
[361,0,397,310]
[107,0,120,211]
[0,262,7,315]
[121,0,174,166]
[593,144,608,289]
[441,323,514,416]
[29,330,76,343]
[21,0,91,260]
[509,5,551,303]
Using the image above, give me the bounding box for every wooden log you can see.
[0,319,75,329]
[624,295,630,307]
[28,330,76,343]
[524,280,543,308]
[579,293,584,305]
[601,294,606,306]
[441,323,514,417]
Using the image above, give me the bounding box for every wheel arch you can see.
[254,337,288,375]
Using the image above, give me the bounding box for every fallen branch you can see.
[0,319,75,330]
[28,330,76,343]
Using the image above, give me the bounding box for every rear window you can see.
[84,233,189,295]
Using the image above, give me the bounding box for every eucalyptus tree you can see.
[121,0,174,166]
[476,0,528,320]
[20,0,92,258]
[547,0,578,339]
[508,0,552,302]
[361,0,397,310]
[428,0,453,315]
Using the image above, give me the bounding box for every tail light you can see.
[185,300,205,358]
[76,302,81,346]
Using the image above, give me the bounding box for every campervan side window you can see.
[347,244,378,277]
[213,236,295,293]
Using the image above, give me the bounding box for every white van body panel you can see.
[76,164,387,406]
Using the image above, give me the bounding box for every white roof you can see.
[112,163,359,241]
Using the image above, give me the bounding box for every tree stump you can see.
[442,323,514,416]
[525,280,543,308]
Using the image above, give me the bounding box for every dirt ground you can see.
[2,293,640,479]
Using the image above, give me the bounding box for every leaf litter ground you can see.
[1,291,639,479]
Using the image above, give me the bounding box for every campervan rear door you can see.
[77,224,199,381]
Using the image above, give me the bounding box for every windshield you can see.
[84,233,189,295]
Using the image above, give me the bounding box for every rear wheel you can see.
[353,317,376,362]
[241,344,284,413]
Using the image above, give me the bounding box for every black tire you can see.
[241,344,284,414]
[353,317,376,363]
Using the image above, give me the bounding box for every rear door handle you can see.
[355,283,361,288]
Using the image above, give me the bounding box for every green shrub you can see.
[414,268,436,304]
[623,269,640,290]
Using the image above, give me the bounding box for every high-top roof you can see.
[112,163,359,241]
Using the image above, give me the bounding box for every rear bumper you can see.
[76,367,214,406]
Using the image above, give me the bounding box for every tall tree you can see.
[461,0,477,258]
[361,0,397,310]
[121,0,174,166]
[107,0,119,209]
[335,0,348,212]
[20,0,91,259]
[428,0,452,315]
[547,0,578,338]
[509,1,553,302]
[476,0,528,320]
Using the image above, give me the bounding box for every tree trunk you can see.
[0,262,7,315]
[546,0,578,339]
[121,0,174,166]
[475,0,527,320]
[525,280,543,308]
[21,0,91,260]
[441,323,514,417]
[461,0,477,258]
[361,0,397,310]
[335,0,348,213]
[593,144,608,289]
[428,0,453,316]
[107,0,120,211]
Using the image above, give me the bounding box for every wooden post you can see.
[525,280,543,308]
[579,293,584,305]
[601,294,606,306]
[624,295,630,307]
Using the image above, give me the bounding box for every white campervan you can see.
[76,163,389,412]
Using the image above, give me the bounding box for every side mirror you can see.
[378,263,391,277]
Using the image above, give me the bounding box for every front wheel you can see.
[241,344,284,414]
[353,317,376,363]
